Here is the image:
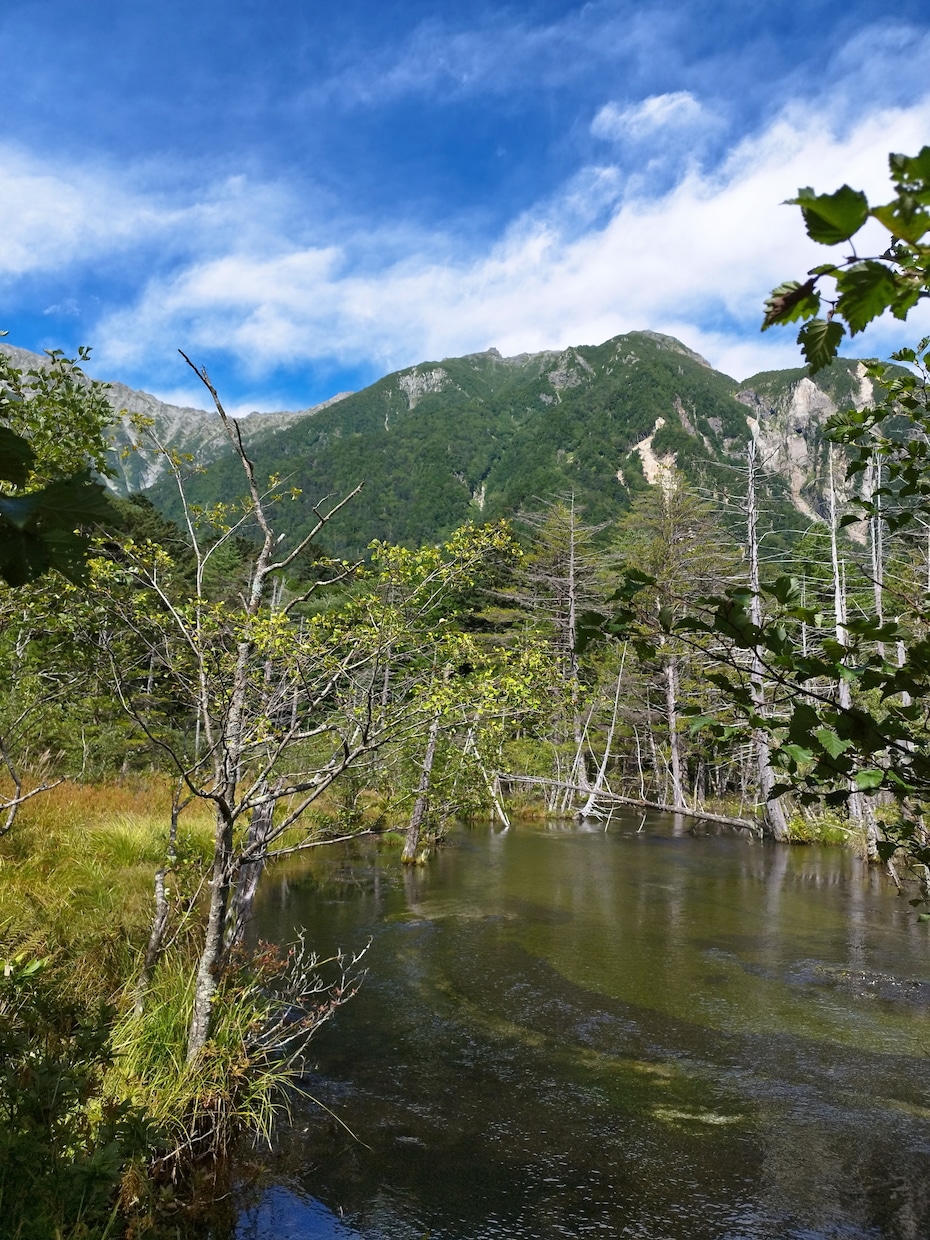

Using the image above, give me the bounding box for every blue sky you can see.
[2,0,930,411]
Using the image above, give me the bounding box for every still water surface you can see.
[240,815,930,1239]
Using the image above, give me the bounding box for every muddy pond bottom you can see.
[237,815,930,1239]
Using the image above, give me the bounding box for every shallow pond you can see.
[238,814,930,1239]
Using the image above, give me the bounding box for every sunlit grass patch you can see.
[0,776,213,1003]
[651,1106,743,1126]
[785,808,862,847]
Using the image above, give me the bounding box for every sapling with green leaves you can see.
[96,353,391,1062]
[0,345,114,834]
[682,149,930,887]
[762,147,930,370]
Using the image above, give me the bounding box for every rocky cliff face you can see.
[397,367,450,410]
[736,360,874,523]
[0,343,351,496]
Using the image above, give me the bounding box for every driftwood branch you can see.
[499,773,762,835]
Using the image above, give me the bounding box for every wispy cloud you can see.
[78,96,930,394]
[43,298,80,318]
[0,149,319,283]
[591,92,706,142]
[0,148,165,278]
[313,3,659,105]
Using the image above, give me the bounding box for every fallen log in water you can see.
[498,773,763,836]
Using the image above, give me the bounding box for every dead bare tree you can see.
[100,355,409,1062]
[512,496,609,808]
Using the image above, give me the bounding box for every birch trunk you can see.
[829,449,878,855]
[187,807,235,1060]
[134,793,184,1015]
[226,784,278,954]
[402,714,441,863]
[578,648,626,818]
[664,653,686,810]
[867,452,885,659]
[746,442,790,841]
[565,495,590,796]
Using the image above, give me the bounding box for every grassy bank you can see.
[0,780,202,1234]
[0,777,333,1237]
[0,778,214,1001]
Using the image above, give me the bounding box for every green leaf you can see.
[0,471,109,586]
[871,200,930,244]
[768,575,802,606]
[0,492,41,531]
[0,523,50,586]
[762,279,820,330]
[0,425,35,487]
[836,262,900,334]
[889,147,930,188]
[34,471,112,526]
[814,727,851,759]
[607,566,655,602]
[782,743,814,765]
[825,790,851,807]
[787,701,822,735]
[790,185,869,245]
[576,609,616,653]
[854,768,885,790]
[797,319,845,373]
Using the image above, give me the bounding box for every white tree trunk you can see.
[664,653,686,810]
[829,449,877,853]
[747,441,789,840]
[578,647,627,818]
[402,714,441,863]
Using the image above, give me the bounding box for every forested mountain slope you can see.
[148,331,853,559]
[2,334,877,560]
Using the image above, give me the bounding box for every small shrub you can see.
[0,954,152,1239]
[785,808,858,846]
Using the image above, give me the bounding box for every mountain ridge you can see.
[0,341,353,494]
[141,331,869,559]
[1,335,878,559]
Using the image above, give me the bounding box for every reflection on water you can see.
[238,814,930,1239]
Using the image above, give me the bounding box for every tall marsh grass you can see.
[1,775,357,1234]
[108,950,294,1170]
[0,777,213,1002]
[0,773,377,1240]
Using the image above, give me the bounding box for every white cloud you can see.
[0,147,167,277]
[83,96,930,394]
[313,5,658,105]
[591,92,706,142]
[4,79,930,403]
[0,147,306,282]
[43,298,80,318]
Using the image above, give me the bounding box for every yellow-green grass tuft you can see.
[107,951,294,1164]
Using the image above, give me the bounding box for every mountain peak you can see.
[621,331,713,369]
